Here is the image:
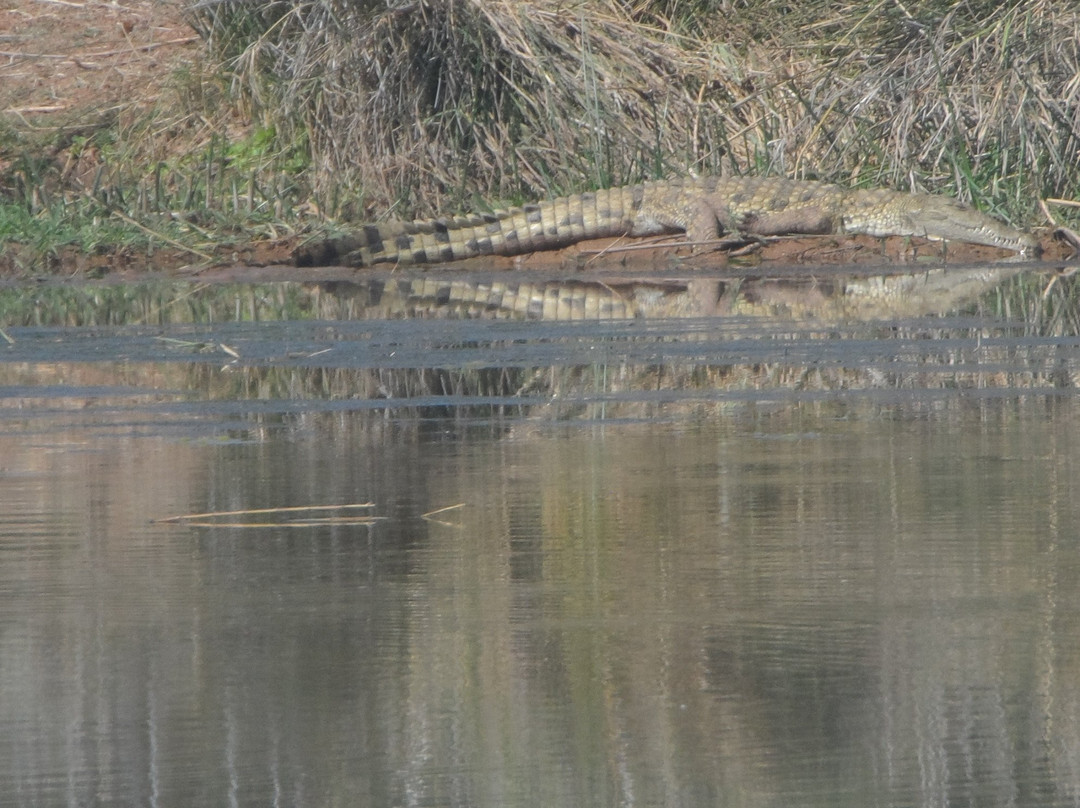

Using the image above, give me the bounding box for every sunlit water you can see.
[2,271,1080,807]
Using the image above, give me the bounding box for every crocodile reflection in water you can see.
[319,264,1026,322]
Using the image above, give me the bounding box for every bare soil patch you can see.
[1,0,196,121]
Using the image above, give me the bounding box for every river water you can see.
[2,265,1080,807]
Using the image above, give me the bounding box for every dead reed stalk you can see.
[176,0,1080,221]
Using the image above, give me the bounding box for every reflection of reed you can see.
[172,319,1080,421]
[4,325,1080,425]
[386,414,1080,806]
[4,385,1080,803]
[2,265,1079,422]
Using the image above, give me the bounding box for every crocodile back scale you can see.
[293,176,1039,267]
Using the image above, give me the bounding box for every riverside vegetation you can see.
[1,1,1078,285]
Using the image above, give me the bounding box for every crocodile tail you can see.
[294,186,641,267]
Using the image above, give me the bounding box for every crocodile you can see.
[293,176,1039,267]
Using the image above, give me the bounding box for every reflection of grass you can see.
[0,282,317,327]
[985,272,1080,338]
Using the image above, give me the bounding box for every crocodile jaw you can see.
[845,192,1040,255]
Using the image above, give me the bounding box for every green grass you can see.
[0,109,310,270]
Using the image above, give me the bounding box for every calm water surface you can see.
[2,271,1080,807]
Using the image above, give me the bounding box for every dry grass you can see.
[186,0,1080,223]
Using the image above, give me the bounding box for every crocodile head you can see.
[846,191,1040,256]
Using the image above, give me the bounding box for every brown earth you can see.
[0,0,195,119]
[0,0,300,275]
[0,0,1072,279]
